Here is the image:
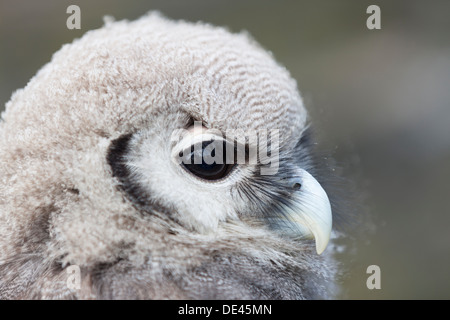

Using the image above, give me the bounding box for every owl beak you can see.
[283,169,332,255]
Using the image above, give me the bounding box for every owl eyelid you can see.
[179,140,232,165]
[173,132,223,153]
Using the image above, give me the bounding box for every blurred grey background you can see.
[1,0,449,299]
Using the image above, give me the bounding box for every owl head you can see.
[0,12,336,299]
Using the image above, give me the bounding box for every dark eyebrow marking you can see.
[107,133,150,207]
[107,133,133,181]
[106,133,179,223]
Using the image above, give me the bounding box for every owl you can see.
[0,12,339,299]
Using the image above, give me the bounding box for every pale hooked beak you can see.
[270,169,332,255]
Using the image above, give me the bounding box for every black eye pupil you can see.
[182,140,232,180]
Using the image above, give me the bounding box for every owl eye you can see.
[182,140,234,181]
